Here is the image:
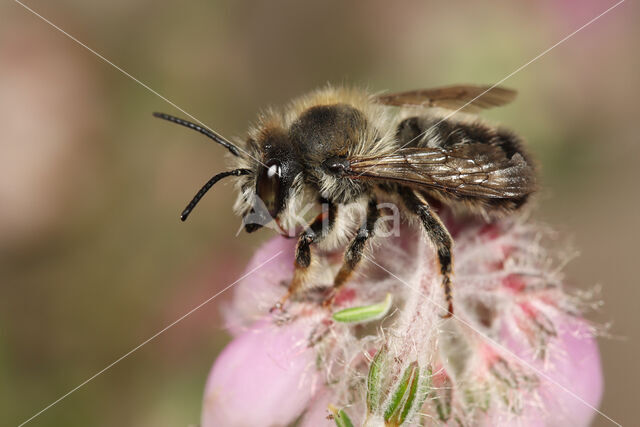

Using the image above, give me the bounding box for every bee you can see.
[153,84,536,317]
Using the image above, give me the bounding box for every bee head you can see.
[248,128,302,231]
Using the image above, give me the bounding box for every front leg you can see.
[271,199,337,311]
[324,198,380,307]
[401,189,454,317]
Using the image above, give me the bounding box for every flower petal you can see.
[534,319,603,426]
[202,316,319,427]
[493,317,603,426]
[223,236,297,335]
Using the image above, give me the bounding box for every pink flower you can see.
[202,215,603,426]
[201,316,320,427]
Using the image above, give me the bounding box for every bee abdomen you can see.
[396,116,512,149]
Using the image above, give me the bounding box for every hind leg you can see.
[401,189,454,317]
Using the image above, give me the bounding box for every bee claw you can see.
[321,290,336,310]
[270,292,291,314]
[440,302,454,319]
[269,302,283,314]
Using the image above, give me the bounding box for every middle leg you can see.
[323,197,380,307]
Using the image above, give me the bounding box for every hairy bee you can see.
[153,84,536,316]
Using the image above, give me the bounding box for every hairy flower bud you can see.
[202,215,603,426]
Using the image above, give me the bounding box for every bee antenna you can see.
[180,169,251,221]
[153,112,241,157]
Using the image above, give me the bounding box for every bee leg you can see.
[323,198,380,309]
[270,199,337,312]
[401,190,454,318]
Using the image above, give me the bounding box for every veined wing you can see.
[347,144,535,199]
[374,85,517,113]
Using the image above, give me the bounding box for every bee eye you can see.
[256,160,282,218]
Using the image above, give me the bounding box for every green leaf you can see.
[399,364,419,423]
[366,346,388,413]
[411,365,432,423]
[332,294,392,323]
[433,390,452,422]
[384,361,419,426]
[329,404,355,427]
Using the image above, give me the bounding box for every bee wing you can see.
[347,144,535,200]
[374,85,517,113]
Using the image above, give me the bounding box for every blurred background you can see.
[0,1,637,426]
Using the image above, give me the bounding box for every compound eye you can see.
[256,161,282,218]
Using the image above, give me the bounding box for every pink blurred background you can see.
[0,1,637,426]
